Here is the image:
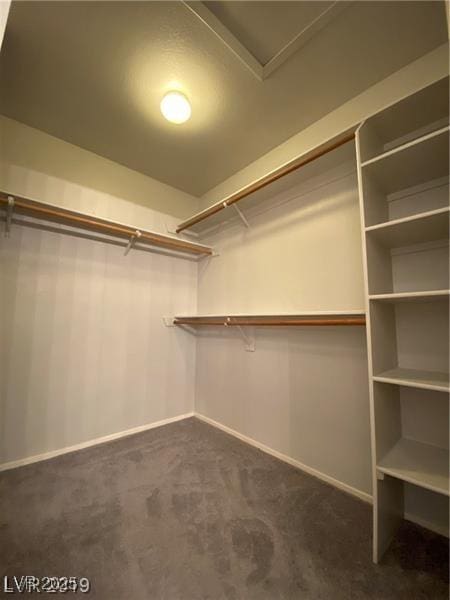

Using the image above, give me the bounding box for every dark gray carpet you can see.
[0,417,448,599]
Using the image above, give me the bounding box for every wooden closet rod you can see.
[174,315,366,327]
[0,191,213,256]
[176,131,355,233]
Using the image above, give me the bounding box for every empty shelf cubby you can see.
[358,77,449,164]
[361,128,449,228]
[369,298,449,389]
[373,383,449,496]
[364,208,449,295]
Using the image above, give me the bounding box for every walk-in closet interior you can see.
[0,1,449,598]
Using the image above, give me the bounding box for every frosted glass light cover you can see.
[160,92,191,124]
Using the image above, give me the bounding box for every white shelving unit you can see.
[356,76,450,563]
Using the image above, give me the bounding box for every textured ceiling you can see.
[0,1,447,197]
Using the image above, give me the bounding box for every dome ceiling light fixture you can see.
[160,91,192,124]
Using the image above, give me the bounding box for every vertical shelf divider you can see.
[356,122,404,562]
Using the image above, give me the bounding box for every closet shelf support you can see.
[235,324,255,351]
[4,196,14,237]
[224,317,255,351]
[124,230,142,255]
[232,204,250,228]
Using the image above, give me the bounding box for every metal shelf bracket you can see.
[222,200,250,229]
[224,318,255,351]
[124,230,142,255]
[4,196,14,237]
[232,204,250,228]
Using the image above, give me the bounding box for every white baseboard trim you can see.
[0,412,194,473]
[2,410,447,538]
[195,414,450,538]
[194,412,372,504]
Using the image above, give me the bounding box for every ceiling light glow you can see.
[160,92,191,124]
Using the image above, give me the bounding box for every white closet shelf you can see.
[0,191,213,258]
[369,290,450,303]
[377,438,449,496]
[361,127,449,195]
[173,311,366,327]
[365,207,449,248]
[175,131,356,234]
[373,367,449,393]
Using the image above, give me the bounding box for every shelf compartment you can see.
[361,126,449,175]
[370,300,449,377]
[360,127,449,228]
[377,438,449,496]
[366,238,449,296]
[358,77,449,163]
[373,367,449,393]
[362,175,449,229]
[365,208,449,295]
[365,207,449,248]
